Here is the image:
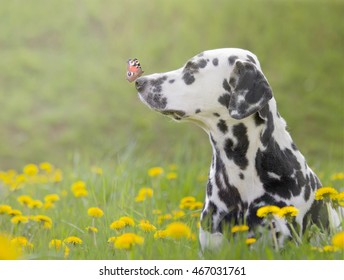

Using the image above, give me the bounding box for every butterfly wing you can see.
[126,58,144,82]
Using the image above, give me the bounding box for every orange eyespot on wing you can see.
[127,58,144,82]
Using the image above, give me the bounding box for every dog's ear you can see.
[228,60,273,120]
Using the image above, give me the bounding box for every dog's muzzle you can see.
[135,77,147,92]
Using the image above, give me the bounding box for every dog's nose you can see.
[135,78,147,92]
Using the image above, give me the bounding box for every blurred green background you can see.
[0,0,343,171]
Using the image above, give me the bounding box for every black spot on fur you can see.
[150,76,168,93]
[218,93,231,108]
[224,123,249,170]
[255,140,304,199]
[195,109,201,114]
[149,93,167,109]
[218,183,242,210]
[228,55,238,65]
[213,112,220,117]
[182,72,195,85]
[223,79,231,93]
[229,77,237,87]
[260,110,274,146]
[197,59,207,68]
[212,58,219,66]
[239,173,244,180]
[291,143,298,151]
[210,134,217,146]
[182,59,207,85]
[217,119,228,134]
[169,79,175,84]
[207,180,213,196]
[145,77,168,109]
[304,184,311,201]
[254,112,265,126]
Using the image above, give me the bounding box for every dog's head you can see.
[136,48,273,126]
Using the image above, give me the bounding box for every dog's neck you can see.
[202,99,293,204]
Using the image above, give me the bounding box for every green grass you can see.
[0,156,343,260]
[0,0,343,260]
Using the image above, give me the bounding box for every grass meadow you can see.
[0,0,343,260]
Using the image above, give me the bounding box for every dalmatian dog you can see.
[135,48,332,250]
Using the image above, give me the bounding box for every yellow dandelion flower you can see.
[332,231,344,249]
[114,233,144,250]
[91,166,103,175]
[148,167,164,177]
[256,205,281,218]
[8,209,22,216]
[107,237,117,244]
[158,214,172,224]
[166,172,177,180]
[315,187,338,201]
[323,245,339,252]
[179,196,199,210]
[87,207,104,218]
[119,216,135,226]
[28,199,43,209]
[135,187,153,202]
[11,236,34,249]
[0,234,22,259]
[333,192,344,207]
[180,196,196,204]
[189,201,204,210]
[172,210,185,219]
[86,226,98,233]
[11,216,29,225]
[278,206,299,218]
[231,225,249,233]
[49,239,63,250]
[17,195,33,206]
[110,220,126,230]
[139,187,153,197]
[73,189,88,197]
[71,180,86,192]
[0,205,12,215]
[64,236,83,245]
[44,194,60,203]
[43,201,55,209]
[165,222,192,239]
[135,195,146,202]
[331,172,344,181]
[245,238,257,245]
[39,162,54,173]
[34,215,53,229]
[154,230,168,239]
[23,163,39,176]
[138,220,157,232]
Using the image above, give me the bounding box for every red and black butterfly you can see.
[126,58,144,82]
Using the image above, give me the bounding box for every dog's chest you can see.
[209,121,266,205]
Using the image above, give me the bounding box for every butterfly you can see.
[126,58,144,82]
